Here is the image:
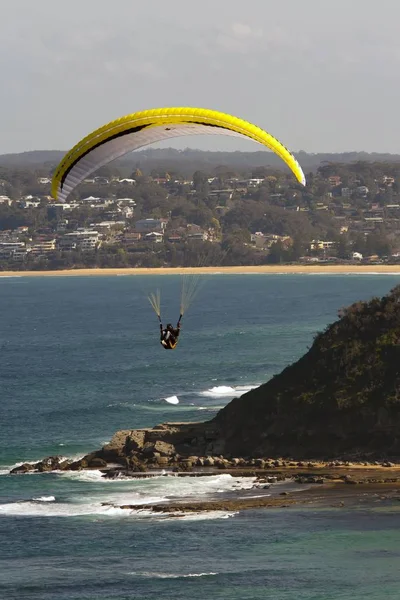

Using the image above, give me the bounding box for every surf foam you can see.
[164,396,179,405]
[130,571,218,578]
[32,496,56,502]
[201,384,258,397]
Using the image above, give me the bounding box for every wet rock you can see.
[155,456,170,466]
[35,456,65,472]
[176,462,193,472]
[87,457,107,469]
[69,458,89,471]
[267,476,278,484]
[10,463,35,474]
[59,460,72,470]
[295,477,309,484]
[126,456,147,472]
[102,468,122,479]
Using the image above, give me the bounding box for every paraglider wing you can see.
[51,107,306,202]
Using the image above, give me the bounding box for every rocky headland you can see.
[11,285,400,511]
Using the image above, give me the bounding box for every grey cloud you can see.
[1,0,400,154]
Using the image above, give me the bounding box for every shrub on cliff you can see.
[214,285,400,458]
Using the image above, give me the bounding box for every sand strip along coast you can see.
[2,265,400,277]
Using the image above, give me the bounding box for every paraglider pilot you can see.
[160,320,181,350]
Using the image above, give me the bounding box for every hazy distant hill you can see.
[0,151,66,167]
[2,148,400,175]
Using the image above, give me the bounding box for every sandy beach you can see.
[1,265,400,277]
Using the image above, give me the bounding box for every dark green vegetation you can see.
[215,285,400,458]
[1,149,400,269]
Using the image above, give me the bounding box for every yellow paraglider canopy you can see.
[52,107,306,202]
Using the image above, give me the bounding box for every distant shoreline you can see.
[1,265,400,277]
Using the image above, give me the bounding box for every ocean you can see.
[1,273,400,599]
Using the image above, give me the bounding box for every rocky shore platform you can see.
[10,422,400,514]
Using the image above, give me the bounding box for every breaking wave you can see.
[32,496,56,502]
[129,571,218,578]
[164,395,179,405]
[0,474,254,519]
[201,384,258,397]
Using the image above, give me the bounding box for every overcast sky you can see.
[2,0,400,154]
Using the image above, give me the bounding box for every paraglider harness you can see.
[159,315,182,350]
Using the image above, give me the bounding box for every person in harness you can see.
[160,319,181,350]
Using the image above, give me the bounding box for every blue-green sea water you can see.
[1,273,400,599]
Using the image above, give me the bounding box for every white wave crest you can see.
[161,510,237,521]
[0,473,254,519]
[0,499,236,520]
[60,471,255,495]
[0,500,129,518]
[32,496,56,502]
[164,396,179,405]
[130,571,218,578]
[201,384,258,397]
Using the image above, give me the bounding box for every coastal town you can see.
[1,156,400,269]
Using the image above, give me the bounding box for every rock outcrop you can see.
[91,421,228,470]
[11,285,400,475]
[112,284,400,462]
[213,284,400,458]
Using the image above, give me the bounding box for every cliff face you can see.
[213,285,400,458]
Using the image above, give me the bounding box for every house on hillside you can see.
[135,218,168,233]
[59,230,100,251]
[30,238,56,256]
[328,176,342,187]
[122,232,141,248]
[310,240,336,251]
[144,232,163,243]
